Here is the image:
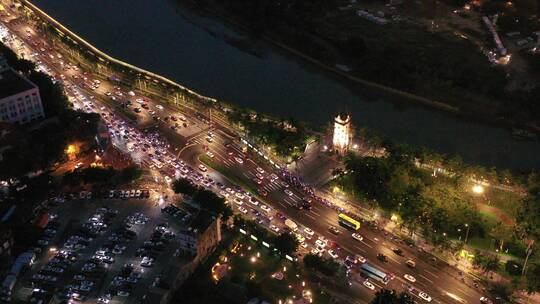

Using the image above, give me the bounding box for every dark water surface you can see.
[32,0,540,170]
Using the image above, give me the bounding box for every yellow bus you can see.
[338,213,360,230]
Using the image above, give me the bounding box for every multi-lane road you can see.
[0,7,488,304]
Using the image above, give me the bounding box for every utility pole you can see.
[522,240,534,276]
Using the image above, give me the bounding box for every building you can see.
[178,211,221,261]
[141,212,222,304]
[332,113,351,155]
[0,54,45,125]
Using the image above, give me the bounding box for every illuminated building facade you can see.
[333,113,351,155]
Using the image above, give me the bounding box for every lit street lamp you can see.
[472,184,484,194]
[464,223,470,244]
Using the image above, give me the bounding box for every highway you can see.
[0,7,487,304]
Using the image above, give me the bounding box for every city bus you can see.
[338,213,360,230]
[360,263,390,284]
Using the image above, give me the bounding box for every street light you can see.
[464,223,470,244]
[472,185,484,194]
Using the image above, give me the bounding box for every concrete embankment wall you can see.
[19,0,217,105]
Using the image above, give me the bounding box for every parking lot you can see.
[15,196,191,304]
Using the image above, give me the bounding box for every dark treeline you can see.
[190,0,540,125]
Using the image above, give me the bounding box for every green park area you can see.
[173,223,335,304]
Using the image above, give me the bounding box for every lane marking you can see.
[353,245,366,253]
[418,273,433,283]
[361,240,373,248]
[424,269,440,278]
[387,255,401,265]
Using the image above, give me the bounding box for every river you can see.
[31,0,540,170]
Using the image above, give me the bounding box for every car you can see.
[259,189,268,197]
[234,198,243,206]
[352,233,363,241]
[315,239,326,248]
[480,297,493,304]
[418,292,432,302]
[206,151,215,158]
[392,247,403,256]
[141,257,154,267]
[117,291,130,297]
[256,167,265,174]
[255,173,264,180]
[405,259,416,268]
[377,254,388,262]
[304,227,314,236]
[238,206,248,214]
[327,249,339,259]
[328,226,340,235]
[310,248,321,256]
[205,136,213,143]
[234,157,243,164]
[403,274,416,282]
[260,204,271,213]
[252,178,262,185]
[269,224,280,233]
[198,164,207,172]
[295,233,305,243]
[235,192,245,200]
[284,189,293,196]
[249,198,259,206]
[363,280,375,290]
[37,240,50,246]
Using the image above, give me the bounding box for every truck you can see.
[284,219,298,232]
[0,275,17,302]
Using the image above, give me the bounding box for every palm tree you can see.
[483,254,501,275]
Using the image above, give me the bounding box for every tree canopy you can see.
[370,289,414,304]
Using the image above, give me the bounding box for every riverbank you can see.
[177,0,540,135]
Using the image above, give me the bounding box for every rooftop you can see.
[0,69,35,100]
[186,210,216,234]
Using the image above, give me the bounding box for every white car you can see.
[269,224,280,233]
[235,192,245,200]
[284,189,293,196]
[315,239,326,248]
[256,167,265,174]
[327,249,339,259]
[404,274,416,283]
[234,157,243,164]
[155,105,164,110]
[219,191,230,198]
[238,206,248,214]
[363,280,375,290]
[356,255,367,264]
[418,292,432,302]
[206,151,214,158]
[304,227,314,236]
[260,205,271,213]
[249,199,259,206]
[352,233,363,241]
[310,248,321,256]
[198,164,207,172]
[234,198,243,206]
[141,257,154,267]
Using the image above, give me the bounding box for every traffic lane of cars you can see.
[192,141,480,303]
[8,18,480,304]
